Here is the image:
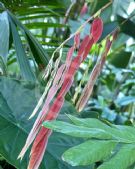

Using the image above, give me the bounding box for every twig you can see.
[64,0,76,24]
[52,1,112,56]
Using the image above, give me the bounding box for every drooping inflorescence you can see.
[18,16,118,169]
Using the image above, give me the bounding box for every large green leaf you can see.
[44,115,135,143]
[62,140,117,166]
[44,115,135,169]
[68,115,135,143]
[43,120,114,140]
[0,77,89,169]
[0,11,9,61]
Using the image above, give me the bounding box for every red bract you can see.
[78,35,90,57]
[82,37,94,61]
[74,33,80,49]
[90,17,103,43]
[18,47,74,160]
[28,128,52,169]
[80,3,88,16]
[28,97,65,169]
[19,17,104,169]
[76,33,117,112]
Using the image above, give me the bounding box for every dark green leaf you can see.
[109,48,131,68]
[0,77,89,169]
[8,15,35,81]
[118,15,135,39]
[8,11,49,66]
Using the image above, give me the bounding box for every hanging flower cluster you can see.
[76,30,118,111]
[18,17,117,169]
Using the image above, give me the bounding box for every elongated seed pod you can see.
[90,17,103,43]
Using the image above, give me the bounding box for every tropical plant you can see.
[0,0,135,169]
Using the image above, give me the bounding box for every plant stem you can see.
[52,1,112,55]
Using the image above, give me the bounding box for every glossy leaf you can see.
[43,120,113,139]
[44,116,135,168]
[67,114,111,130]
[62,140,117,166]
[0,77,89,169]
[98,144,135,169]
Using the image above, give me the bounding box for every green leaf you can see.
[43,120,114,139]
[100,22,118,41]
[117,15,135,39]
[0,11,9,61]
[68,115,135,143]
[0,77,89,169]
[8,11,49,66]
[109,48,131,68]
[8,15,36,81]
[0,77,37,168]
[98,144,135,169]
[67,114,111,131]
[44,115,135,143]
[44,116,135,168]
[24,22,67,29]
[116,96,135,106]
[62,140,117,166]
[111,33,130,50]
